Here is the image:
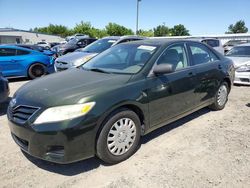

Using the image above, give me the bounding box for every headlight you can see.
[34,102,95,125]
[236,65,250,72]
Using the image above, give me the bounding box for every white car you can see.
[37,41,50,49]
[226,43,250,85]
[201,38,224,55]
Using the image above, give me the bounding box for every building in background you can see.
[0,28,64,44]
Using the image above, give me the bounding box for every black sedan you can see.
[0,72,9,103]
[8,39,234,164]
[57,37,97,56]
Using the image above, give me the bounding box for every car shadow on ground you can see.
[141,107,211,144]
[8,77,30,83]
[0,97,12,116]
[23,107,211,176]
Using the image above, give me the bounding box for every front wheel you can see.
[96,109,141,164]
[28,63,46,79]
[209,82,229,110]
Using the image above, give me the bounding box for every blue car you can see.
[0,45,55,79]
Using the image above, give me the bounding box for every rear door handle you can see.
[188,72,194,77]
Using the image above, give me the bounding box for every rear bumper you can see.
[234,72,250,85]
[47,63,55,74]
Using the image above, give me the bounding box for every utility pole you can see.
[136,0,141,35]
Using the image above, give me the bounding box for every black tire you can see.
[209,82,229,111]
[28,63,46,79]
[96,109,141,164]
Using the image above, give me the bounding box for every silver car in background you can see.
[226,43,250,85]
[54,36,146,72]
[200,38,224,55]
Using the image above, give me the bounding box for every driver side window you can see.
[157,44,188,71]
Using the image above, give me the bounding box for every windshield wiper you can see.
[87,68,111,74]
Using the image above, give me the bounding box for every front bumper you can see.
[8,111,97,164]
[0,77,10,103]
[234,71,250,85]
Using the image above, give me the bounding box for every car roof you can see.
[0,45,38,52]
[237,43,250,47]
[102,35,146,40]
[119,39,182,46]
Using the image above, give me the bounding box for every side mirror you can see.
[153,64,174,75]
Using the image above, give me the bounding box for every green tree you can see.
[170,24,190,36]
[153,25,170,37]
[33,24,70,37]
[73,21,95,37]
[137,29,154,37]
[226,20,248,34]
[105,23,134,36]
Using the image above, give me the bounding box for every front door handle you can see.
[218,64,222,69]
[11,59,17,62]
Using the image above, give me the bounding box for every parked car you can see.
[37,41,50,49]
[14,44,56,56]
[201,38,224,55]
[54,36,145,71]
[65,34,89,42]
[226,43,250,85]
[0,45,55,79]
[50,42,60,48]
[56,37,97,56]
[0,71,9,103]
[223,40,250,53]
[8,39,234,164]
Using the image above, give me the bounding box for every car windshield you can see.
[68,38,78,45]
[225,40,248,46]
[226,46,250,57]
[82,43,158,74]
[80,39,117,53]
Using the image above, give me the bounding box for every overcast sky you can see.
[0,0,249,35]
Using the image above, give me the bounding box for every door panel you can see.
[146,43,198,127]
[188,42,221,105]
[0,48,29,77]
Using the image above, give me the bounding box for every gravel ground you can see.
[0,79,249,188]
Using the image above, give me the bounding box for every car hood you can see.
[56,52,97,65]
[14,69,132,107]
[226,56,250,66]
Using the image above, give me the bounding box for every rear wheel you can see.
[209,82,229,110]
[96,109,141,164]
[28,63,46,79]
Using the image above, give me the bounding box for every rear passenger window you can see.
[16,49,30,55]
[189,43,219,65]
[0,48,16,56]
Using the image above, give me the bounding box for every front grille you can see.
[57,67,68,71]
[56,61,68,65]
[9,105,39,124]
[240,78,250,83]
